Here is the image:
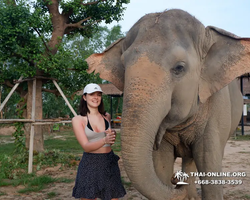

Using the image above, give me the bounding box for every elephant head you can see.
[86,9,250,200]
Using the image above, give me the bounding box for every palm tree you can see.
[174,170,183,181]
[182,172,189,182]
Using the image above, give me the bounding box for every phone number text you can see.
[194,180,243,185]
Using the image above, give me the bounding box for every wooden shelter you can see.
[238,76,250,103]
[0,76,77,173]
[99,84,123,127]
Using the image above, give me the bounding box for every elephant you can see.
[86,9,250,200]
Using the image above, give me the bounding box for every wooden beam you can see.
[32,120,72,125]
[14,76,58,84]
[52,80,77,117]
[0,119,71,123]
[0,119,34,123]
[0,76,23,112]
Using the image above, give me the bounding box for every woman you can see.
[72,83,126,200]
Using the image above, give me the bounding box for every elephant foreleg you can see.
[153,137,175,187]
[192,131,224,200]
[182,157,200,200]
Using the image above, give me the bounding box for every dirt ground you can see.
[0,126,249,200]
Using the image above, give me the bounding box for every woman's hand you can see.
[104,128,116,144]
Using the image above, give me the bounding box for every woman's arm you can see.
[72,116,107,152]
[105,112,112,123]
[104,112,117,140]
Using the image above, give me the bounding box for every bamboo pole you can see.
[32,121,72,125]
[0,76,23,112]
[28,79,36,174]
[52,80,77,117]
[0,119,71,123]
[0,119,34,122]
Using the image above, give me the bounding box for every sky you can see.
[106,0,250,37]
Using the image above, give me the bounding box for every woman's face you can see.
[84,92,102,108]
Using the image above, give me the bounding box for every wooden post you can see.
[240,76,244,135]
[0,85,2,118]
[28,78,36,174]
[0,76,23,112]
[52,80,77,117]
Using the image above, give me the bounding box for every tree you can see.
[0,0,129,151]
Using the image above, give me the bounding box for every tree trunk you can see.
[25,79,44,152]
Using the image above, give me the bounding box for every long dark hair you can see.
[79,94,106,116]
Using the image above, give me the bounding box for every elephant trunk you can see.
[121,91,185,200]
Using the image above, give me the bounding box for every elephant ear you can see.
[199,26,250,103]
[86,38,125,91]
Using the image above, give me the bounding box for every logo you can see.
[174,170,189,185]
[94,87,98,89]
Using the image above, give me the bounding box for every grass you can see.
[44,130,121,154]
[0,129,122,195]
[47,191,57,198]
[0,130,122,154]
[0,191,6,196]
[0,142,15,156]
[238,151,250,154]
[121,177,132,187]
[17,175,57,193]
[242,194,250,199]
[0,173,74,194]
[44,131,83,154]
[232,134,250,141]
[0,135,13,139]
[17,176,73,194]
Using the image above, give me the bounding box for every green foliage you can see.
[0,152,29,180]
[232,134,250,141]
[0,0,128,84]
[242,194,250,199]
[0,130,121,193]
[43,92,73,118]
[0,149,77,182]
[12,122,26,153]
[0,0,44,78]
[34,149,77,170]
[0,131,82,182]
[0,0,128,125]
[0,85,21,119]
[47,191,57,198]
[12,97,27,153]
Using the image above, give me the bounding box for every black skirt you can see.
[72,150,126,200]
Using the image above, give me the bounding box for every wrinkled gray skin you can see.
[86,9,250,200]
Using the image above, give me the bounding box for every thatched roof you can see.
[99,83,123,96]
[76,83,123,97]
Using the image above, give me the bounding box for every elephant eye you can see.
[171,63,186,76]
